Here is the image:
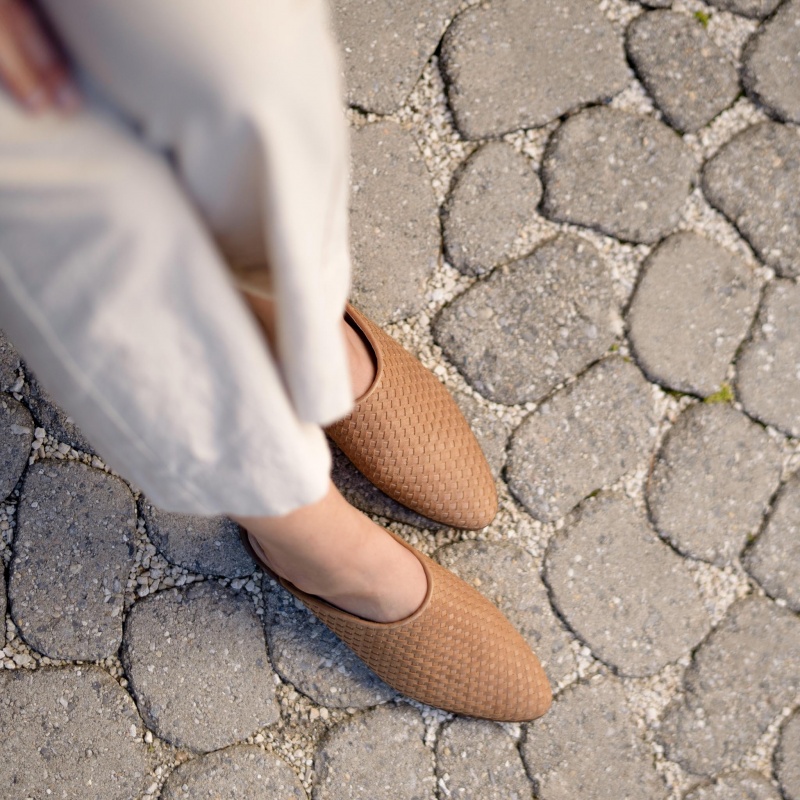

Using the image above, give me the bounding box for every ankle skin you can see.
[232,482,427,623]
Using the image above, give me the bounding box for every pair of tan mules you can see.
[238,288,551,722]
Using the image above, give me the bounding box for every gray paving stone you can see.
[545,492,710,677]
[703,122,800,279]
[434,234,617,405]
[507,358,657,523]
[442,142,542,276]
[435,540,576,686]
[452,388,511,480]
[776,711,800,800]
[0,666,150,800]
[24,372,96,453]
[332,0,461,115]
[0,393,33,501]
[542,107,696,243]
[626,11,739,133]
[743,0,800,124]
[0,570,5,649]
[436,718,532,800]
[349,121,439,326]
[659,596,800,776]
[139,499,253,578]
[627,232,762,397]
[313,704,435,800]
[737,280,800,437]
[122,581,279,752]
[263,574,396,709]
[0,328,21,392]
[522,677,668,800]
[647,403,783,565]
[440,0,629,139]
[161,745,307,800]
[706,0,783,19]
[9,459,135,660]
[640,0,673,7]
[744,475,800,611]
[684,772,782,800]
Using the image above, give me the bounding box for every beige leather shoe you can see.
[241,528,551,721]
[327,304,498,530]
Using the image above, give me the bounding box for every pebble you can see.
[0,394,33,501]
[542,106,696,244]
[436,718,531,800]
[736,280,800,437]
[434,234,617,405]
[0,666,150,799]
[522,676,668,800]
[440,0,629,138]
[659,596,800,776]
[647,403,783,565]
[313,705,435,800]
[139,499,253,578]
[349,121,439,326]
[703,121,800,279]
[545,492,710,676]
[9,460,135,660]
[626,10,739,133]
[160,745,306,799]
[742,0,800,124]
[627,232,762,396]
[122,581,279,752]
[442,141,542,276]
[507,357,657,522]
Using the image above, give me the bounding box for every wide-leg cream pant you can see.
[0,0,354,515]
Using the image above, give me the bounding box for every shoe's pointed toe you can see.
[326,304,498,530]
[511,647,553,721]
[245,527,552,722]
[399,556,551,722]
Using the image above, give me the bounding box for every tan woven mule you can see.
[240,527,552,721]
[233,267,497,530]
[327,304,498,529]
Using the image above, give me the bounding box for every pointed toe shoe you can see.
[241,527,551,722]
[326,304,498,530]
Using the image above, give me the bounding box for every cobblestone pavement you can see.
[1,1,799,797]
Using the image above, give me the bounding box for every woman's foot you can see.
[244,292,376,400]
[232,481,427,623]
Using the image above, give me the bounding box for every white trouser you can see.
[0,0,353,515]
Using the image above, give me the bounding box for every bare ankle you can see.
[232,482,426,622]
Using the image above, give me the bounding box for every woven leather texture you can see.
[326,305,498,529]
[242,529,552,721]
